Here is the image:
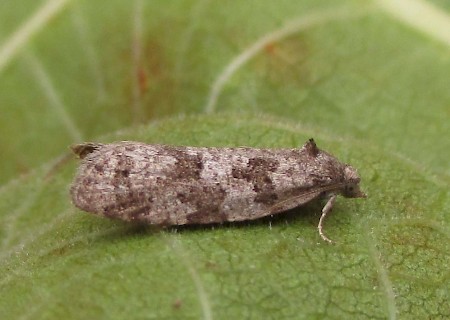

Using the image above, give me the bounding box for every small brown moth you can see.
[70,139,366,243]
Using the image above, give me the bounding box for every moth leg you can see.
[318,194,337,244]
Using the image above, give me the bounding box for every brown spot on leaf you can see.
[172,299,182,310]
[255,36,311,86]
[137,67,148,95]
[125,37,177,121]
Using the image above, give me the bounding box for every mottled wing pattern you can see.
[71,141,347,225]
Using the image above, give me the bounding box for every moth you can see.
[70,139,366,243]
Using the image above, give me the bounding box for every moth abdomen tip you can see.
[70,142,103,159]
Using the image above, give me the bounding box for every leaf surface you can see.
[0,1,449,319]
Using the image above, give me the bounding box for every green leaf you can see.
[1,1,449,319]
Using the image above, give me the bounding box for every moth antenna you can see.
[318,194,337,244]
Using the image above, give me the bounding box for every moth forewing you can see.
[70,139,365,243]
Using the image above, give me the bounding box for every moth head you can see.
[341,165,366,198]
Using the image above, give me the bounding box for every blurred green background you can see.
[0,0,449,319]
